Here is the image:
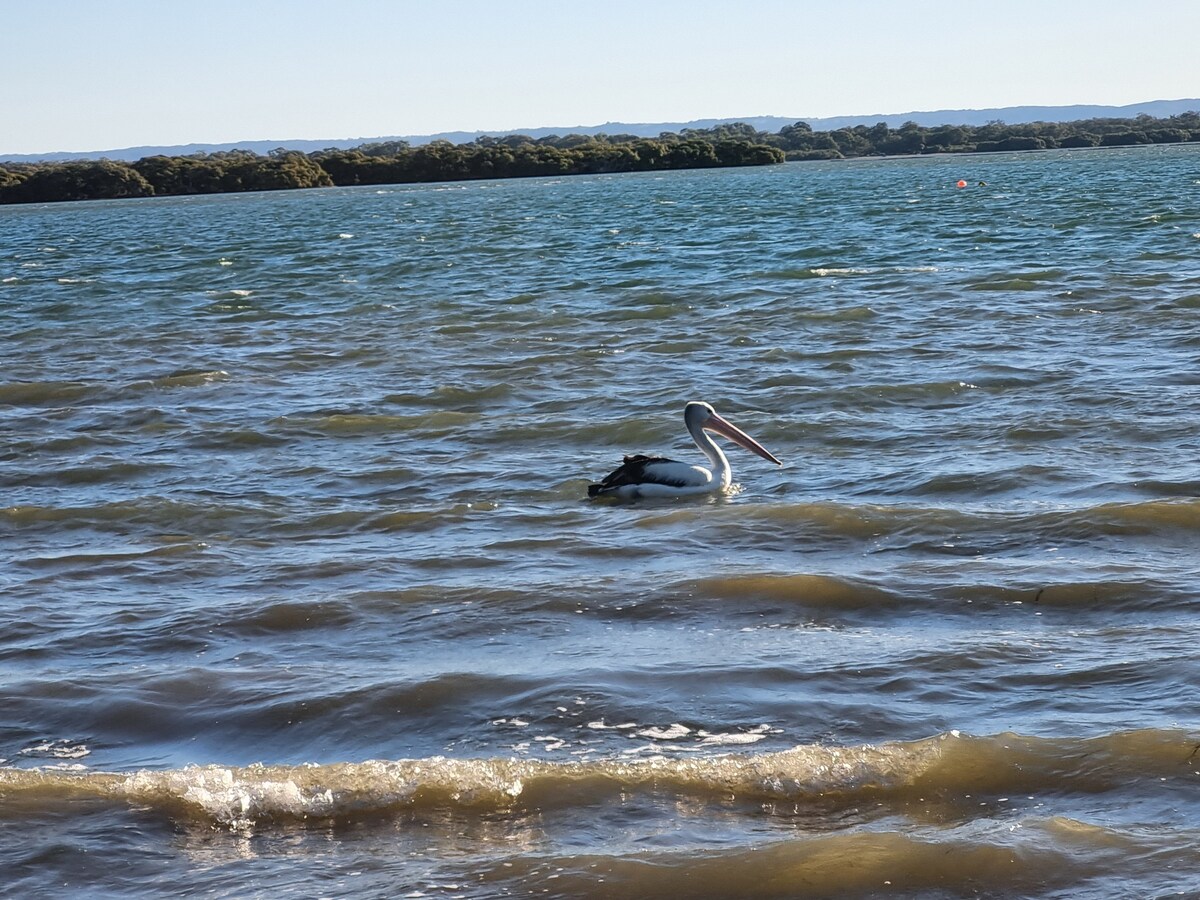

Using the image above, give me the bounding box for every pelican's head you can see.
[684,401,782,466]
[684,401,716,431]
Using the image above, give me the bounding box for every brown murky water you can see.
[3,147,1199,897]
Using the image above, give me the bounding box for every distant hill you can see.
[5,98,1198,163]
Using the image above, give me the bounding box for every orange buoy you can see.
[956,180,968,188]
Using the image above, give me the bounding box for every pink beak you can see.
[704,411,782,466]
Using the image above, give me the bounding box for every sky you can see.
[3,0,1199,155]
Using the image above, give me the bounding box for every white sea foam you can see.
[637,724,692,740]
[19,739,91,760]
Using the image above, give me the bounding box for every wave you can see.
[756,266,938,283]
[1,730,1193,829]
[2,460,172,488]
[1,369,231,402]
[381,382,514,409]
[134,369,230,390]
[14,542,204,571]
[0,379,99,406]
[469,820,1198,899]
[1,497,278,535]
[637,497,1200,543]
[965,269,1073,291]
[688,572,900,611]
[7,494,1198,615]
[268,410,476,436]
[1,495,481,534]
[683,570,1187,613]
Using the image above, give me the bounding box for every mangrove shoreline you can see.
[2,111,1197,205]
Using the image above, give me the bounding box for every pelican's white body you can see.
[606,460,725,499]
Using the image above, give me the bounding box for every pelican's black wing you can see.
[587,454,689,497]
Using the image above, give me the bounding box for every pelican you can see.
[587,401,782,499]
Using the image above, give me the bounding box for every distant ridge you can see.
[5,99,1197,163]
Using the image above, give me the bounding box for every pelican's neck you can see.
[690,422,732,489]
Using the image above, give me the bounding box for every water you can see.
[2,146,1199,898]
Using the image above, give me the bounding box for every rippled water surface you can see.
[2,146,1199,898]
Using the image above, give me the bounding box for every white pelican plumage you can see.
[587,401,782,499]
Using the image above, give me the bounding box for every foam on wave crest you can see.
[1,729,1193,829]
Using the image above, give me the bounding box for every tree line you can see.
[759,111,1200,160]
[0,137,782,205]
[1,111,1197,205]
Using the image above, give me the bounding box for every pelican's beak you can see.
[704,411,782,466]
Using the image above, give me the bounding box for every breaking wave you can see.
[2,729,1194,829]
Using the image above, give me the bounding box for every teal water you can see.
[2,146,1199,898]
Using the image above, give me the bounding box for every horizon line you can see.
[5,97,1199,160]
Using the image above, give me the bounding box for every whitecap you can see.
[637,724,692,740]
[699,733,766,746]
[19,739,91,760]
[810,267,871,276]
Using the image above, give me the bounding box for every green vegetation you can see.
[1,111,1197,205]
[761,111,1200,160]
[0,138,783,205]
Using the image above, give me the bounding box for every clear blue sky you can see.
[3,0,1198,154]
